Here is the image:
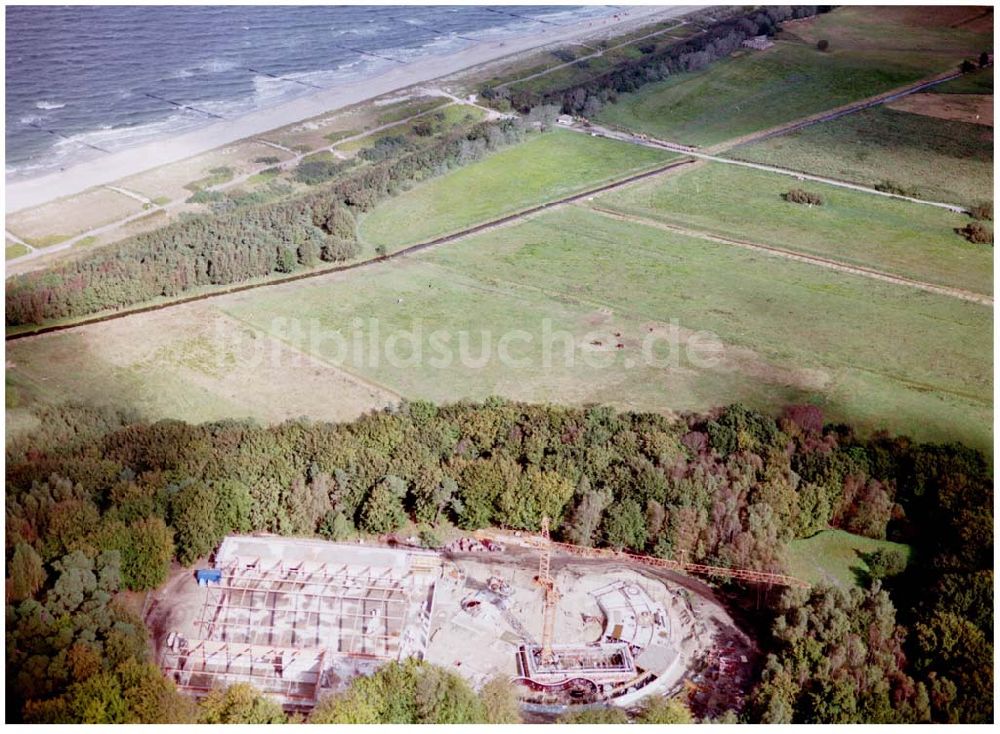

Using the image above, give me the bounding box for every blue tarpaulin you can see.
[196,569,222,585]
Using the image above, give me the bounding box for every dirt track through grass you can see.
[728,105,993,208]
[712,69,963,153]
[594,5,991,146]
[583,205,993,306]
[578,122,970,213]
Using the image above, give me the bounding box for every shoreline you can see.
[5,5,695,214]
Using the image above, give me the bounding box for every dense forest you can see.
[5,400,992,723]
[482,6,831,115]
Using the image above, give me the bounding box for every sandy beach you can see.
[6,5,695,213]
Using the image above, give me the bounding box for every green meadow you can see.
[218,206,992,451]
[784,529,913,589]
[728,106,993,208]
[357,129,675,251]
[593,163,992,294]
[594,6,990,146]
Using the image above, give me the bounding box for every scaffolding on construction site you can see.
[163,640,327,710]
[162,542,440,710]
[195,560,414,656]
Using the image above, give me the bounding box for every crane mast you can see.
[535,516,560,665]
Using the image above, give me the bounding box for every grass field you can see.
[224,206,992,451]
[507,54,621,96]
[594,7,991,147]
[727,107,993,208]
[357,129,674,251]
[505,31,679,96]
[593,163,991,295]
[7,187,144,248]
[374,96,446,126]
[479,19,688,97]
[6,242,29,259]
[5,306,398,430]
[8,206,991,451]
[933,66,993,94]
[184,166,235,193]
[783,529,913,589]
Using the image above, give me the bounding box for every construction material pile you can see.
[445,537,506,553]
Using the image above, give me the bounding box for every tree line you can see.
[482,7,831,117]
[6,112,546,328]
[750,429,993,723]
[5,399,992,722]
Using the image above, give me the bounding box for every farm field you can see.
[7,205,991,451]
[728,106,993,207]
[783,529,913,589]
[594,6,991,147]
[357,129,675,251]
[887,92,992,126]
[592,162,992,295]
[218,206,990,451]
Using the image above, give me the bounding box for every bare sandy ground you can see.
[6,5,696,213]
[887,92,994,127]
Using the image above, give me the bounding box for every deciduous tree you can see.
[199,683,286,724]
[359,475,408,534]
[7,542,46,601]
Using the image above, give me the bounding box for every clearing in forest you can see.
[783,529,913,589]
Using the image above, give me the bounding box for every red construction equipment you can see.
[545,538,808,588]
[516,521,808,589]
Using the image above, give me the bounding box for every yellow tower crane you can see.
[534,516,560,665]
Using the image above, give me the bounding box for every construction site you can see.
[148,526,801,716]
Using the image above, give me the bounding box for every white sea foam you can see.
[43,112,202,161]
[331,23,390,38]
[198,58,239,74]
[34,100,66,110]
